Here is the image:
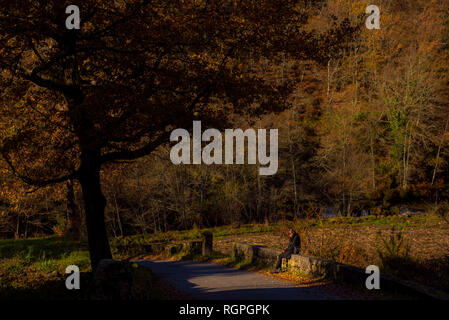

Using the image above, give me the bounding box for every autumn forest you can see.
[0,0,448,272]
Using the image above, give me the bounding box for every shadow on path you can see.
[137,260,343,300]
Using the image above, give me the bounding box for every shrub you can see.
[376,227,413,277]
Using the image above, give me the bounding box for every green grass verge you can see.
[295,213,443,230]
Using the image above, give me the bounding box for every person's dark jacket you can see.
[284,232,301,257]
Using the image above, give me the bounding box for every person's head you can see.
[288,228,295,237]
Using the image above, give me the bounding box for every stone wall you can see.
[165,240,203,256]
[232,242,448,300]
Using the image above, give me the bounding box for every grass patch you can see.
[0,236,89,261]
[294,213,443,230]
[0,236,92,299]
[112,223,274,244]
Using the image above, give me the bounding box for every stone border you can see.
[118,232,214,257]
[232,243,449,300]
[165,240,202,256]
[164,232,214,257]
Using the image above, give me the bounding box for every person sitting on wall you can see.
[270,228,300,273]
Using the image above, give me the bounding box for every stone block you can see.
[202,231,213,256]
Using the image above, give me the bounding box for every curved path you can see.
[138,260,342,300]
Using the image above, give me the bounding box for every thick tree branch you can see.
[100,130,171,163]
[0,151,77,187]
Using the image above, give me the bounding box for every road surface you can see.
[138,260,342,300]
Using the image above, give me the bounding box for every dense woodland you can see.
[0,0,448,244]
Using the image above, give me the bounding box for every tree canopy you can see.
[0,0,355,269]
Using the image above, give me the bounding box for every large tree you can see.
[0,0,354,269]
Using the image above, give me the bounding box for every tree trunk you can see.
[15,213,20,239]
[431,117,449,186]
[66,179,81,240]
[78,159,112,271]
[113,192,123,237]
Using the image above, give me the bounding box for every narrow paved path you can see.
[138,260,342,300]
